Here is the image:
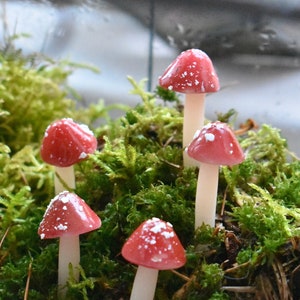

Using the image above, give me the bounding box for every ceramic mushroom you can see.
[122,217,186,300]
[159,49,220,167]
[40,118,97,194]
[38,191,101,297]
[186,121,245,228]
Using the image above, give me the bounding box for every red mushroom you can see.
[186,121,245,228]
[159,49,220,167]
[40,118,97,193]
[38,191,101,297]
[122,217,186,300]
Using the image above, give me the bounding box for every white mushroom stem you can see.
[54,166,76,194]
[130,265,159,300]
[58,235,80,298]
[195,162,219,229]
[55,167,77,297]
[183,93,206,168]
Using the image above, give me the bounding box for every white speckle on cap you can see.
[79,152,87,159]
[193,130,201,139]
[61,195,69,204]
[205,133,215,142]
[79,123,94,136]
[57,224,68,231]
[166,222,173,228]
[150,239,156,245]
[151,256,162,263]
[150,221,166,234]
[161,231,175,239]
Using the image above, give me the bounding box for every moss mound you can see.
[1,47,300,300]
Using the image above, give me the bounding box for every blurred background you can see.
[1,0,300,154]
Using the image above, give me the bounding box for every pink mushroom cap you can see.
[187,121,245,166]
[40,118,97,167]
[158,48,220,94]
[121,217,186,270]
[38,191,101,239]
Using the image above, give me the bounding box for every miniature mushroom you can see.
[40,118,97,194]
[186,121,245,228]
[38,191,101,297]
[159,49,220,167]
[122,217,186,300]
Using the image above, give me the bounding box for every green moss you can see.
[1,41,300,299]
[232,185,295,259]
[0,55,73,153]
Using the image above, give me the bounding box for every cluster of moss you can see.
[1,44,300,300]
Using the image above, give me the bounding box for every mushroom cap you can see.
[159,48,220,94]
[38,191,101,239]
[121,217,186,270]
[40,118,97,167]
[187,121,245,165]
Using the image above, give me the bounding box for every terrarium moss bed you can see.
[1,49,300,300]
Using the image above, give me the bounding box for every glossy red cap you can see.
[159,49,220,94]
[38,191,101,239]
[40,118,97,167]
[187,121,245,165]
[121,217,186,270]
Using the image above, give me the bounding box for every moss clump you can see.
[1,42,300,299]
[0,54,74,153]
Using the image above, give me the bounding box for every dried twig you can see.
[24,260,32,300]
[221,286,256,293]
[0,226,10,249]
[272,258,293,300]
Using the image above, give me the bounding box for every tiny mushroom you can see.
[186,121,245,228]
[122,217,186,300]
[40,118,97,194]
[38,191,101,297]
[159,48,220,167]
